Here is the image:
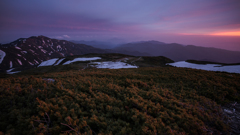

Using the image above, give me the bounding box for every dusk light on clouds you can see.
[0,0,240,51]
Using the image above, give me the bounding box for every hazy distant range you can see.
[72,40,240,64]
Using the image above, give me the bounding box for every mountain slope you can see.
[114,41,240,63]
[0,36,109,70]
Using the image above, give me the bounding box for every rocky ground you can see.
[222,102,240,135]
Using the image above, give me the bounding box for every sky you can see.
[0,0,240,51]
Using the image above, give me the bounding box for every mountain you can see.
[114,41,240,63]
[71,40,120,49]
[0,36,109,70]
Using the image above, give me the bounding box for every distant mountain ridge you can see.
[113,41,240,63]
[1,36,239,71]
[71,40,120,49]
[0,36,109,70]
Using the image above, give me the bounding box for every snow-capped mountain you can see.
[0,36,109,70]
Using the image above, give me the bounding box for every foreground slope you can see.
[0,67,239,134]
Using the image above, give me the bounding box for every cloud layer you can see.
[0,0,240,50]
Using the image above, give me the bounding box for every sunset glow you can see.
[0,0,240,51]
[210,31,240,36]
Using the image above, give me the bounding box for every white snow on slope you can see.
[6,68,21,74]
[6,68,19,74]
[63,57,101,65]
[168,61,240,74]
[0,49,6,64]
[34,59,39,64]
[41,49,47,53]
[54,58,65,65]
[91,61,138,69]
[7,68,15,72]
[29,61,34,65]
[15,47,21,50]
[17,59,22,65]
[38,58,59,67]
[10,61,12,68]
[29,49,35,53]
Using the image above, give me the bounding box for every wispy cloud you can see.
[63,35,70,38]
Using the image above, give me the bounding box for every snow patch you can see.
[60,53,65,57]
[21,51,27,54]
[57,45,61,49]
[7,68,15,72]
[17,54,21,57]
[38,46,43,48]
[91,61,138,69]
[10,61,12,68]
[54,58,65,65]
[6,68,21,74]
[63,57,101,65]
[29,49,35,53]
[8,71,21,74]
[15,46,21,50]
[168,61,240,74]
[48,51,53,56]
[41,49,47,53]
[38,58,59,67]
[29,61,34,65]
[57,45,62,51]
[34,59,39,64]
[0,49,6,64]
[17,59,22,65]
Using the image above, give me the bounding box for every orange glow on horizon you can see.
[210,31,240,36]
[179,31,240,36]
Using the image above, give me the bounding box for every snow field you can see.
[168,61,240,74]
[90,61,138,69]
[38,58,59,67]
[54,58,65,65]
[63,57,101,65]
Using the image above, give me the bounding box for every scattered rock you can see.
[222,102,240,135]
[43,78,55,83]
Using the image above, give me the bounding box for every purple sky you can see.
[0,0,240,51]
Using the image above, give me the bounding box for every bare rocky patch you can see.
[222,102,240,135]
